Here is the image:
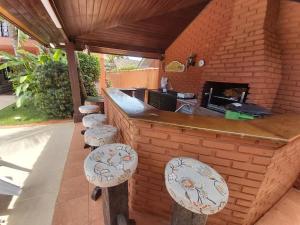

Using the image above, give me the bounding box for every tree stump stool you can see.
[83,125,118,200]
[84,144,138,225]
[165,157,229,225]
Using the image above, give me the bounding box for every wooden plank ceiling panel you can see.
[0,0,210,58]
[74,2,209,54]
[54,0,206,35]
[55,0,210,57]
[0,0,64,45]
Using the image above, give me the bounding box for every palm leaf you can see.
[0,61,24,70]
[53,49,62,62]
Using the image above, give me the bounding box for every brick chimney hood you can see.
[162,0,300,114]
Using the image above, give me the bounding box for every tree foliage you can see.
[0,50,39,107]
[0,48,100,118]
[0,49,66,108]
[34,60,72,118]
[77,52,100,96]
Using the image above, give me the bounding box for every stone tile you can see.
[57,175,89,204]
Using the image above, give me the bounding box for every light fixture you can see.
[59,42,65,46]
[40,0,62,29]
[50,43,55,48]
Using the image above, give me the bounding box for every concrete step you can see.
[0,83,12,94]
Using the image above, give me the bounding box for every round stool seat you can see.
[165,157,229,215]
[84,143,138,187]
[84,96,104,105]
[84,125,117,147]
[79,105,100,114]
[82,114,107,128]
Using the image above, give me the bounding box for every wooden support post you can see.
[102,181,130,225]
[99,53,107,94]
[171,202,208,225]
[66,42,82,122]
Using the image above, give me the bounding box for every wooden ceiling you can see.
[0,0,210,58]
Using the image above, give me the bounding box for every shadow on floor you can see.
[0,122,74,225]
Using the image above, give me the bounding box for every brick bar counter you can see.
[103,88,300,225]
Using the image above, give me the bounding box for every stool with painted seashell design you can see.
[165,157,229,225]
[83,125,118,201]
[84,143,138,225]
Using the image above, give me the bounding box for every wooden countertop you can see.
[104,88,300,145]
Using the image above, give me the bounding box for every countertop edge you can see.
[103,88,293,146]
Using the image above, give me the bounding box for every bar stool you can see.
[79,105,101,135]
[82,114,107,148]
[84,125,117,150]
[84,143,138,225]
[83,125,118,200]
[78,105,100,114]
[82,114,107,128]
[165,157,229,225]
[84,96,105,114]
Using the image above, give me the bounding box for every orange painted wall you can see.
[107,69,159,89]
[0,37,14,54]
[20,39,40,55]
[0,37,40,55]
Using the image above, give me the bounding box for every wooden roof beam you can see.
[86,46,163,60]
[75,39,163,59]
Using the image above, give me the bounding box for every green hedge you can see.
[34,61,73,118]
[77,52,100,96]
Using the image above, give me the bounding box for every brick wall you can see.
[104,93,300,225]
[273,0,300,113]
[161,0,300,111]
[245,139,300,225]
[161,0,233,94]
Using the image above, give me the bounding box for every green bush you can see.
[34,61,73,118]
[77,52,100,96]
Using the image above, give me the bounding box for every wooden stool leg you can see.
[171,202,208,225]
[103,181,130,225]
